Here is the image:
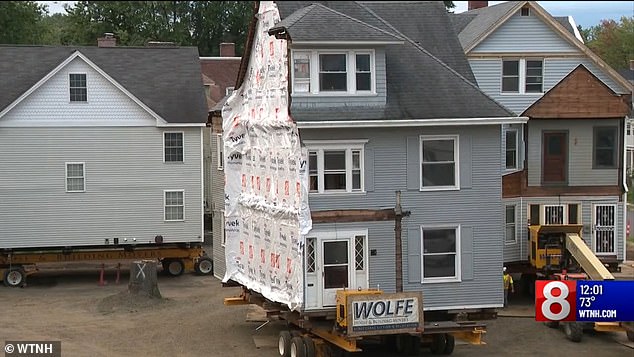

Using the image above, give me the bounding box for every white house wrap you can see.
[221,1,312,310]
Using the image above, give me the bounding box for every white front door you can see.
[321,239,351,306]
[594,204,616,255]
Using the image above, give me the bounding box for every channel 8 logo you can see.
[535,280,577,321]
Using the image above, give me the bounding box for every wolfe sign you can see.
[347,292,424,337]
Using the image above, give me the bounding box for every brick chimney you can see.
[468,1,488,10]
[97,33,116,47]
[220,43,236,57]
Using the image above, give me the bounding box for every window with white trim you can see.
[421,226,460,282]
[594,126,618,169]
[292,50,375,95]
[225,86,235,96]
[69,73,87,102]
[164,190,184,221]
[420,135,459,190]
[543,204,565,225]
[502,59,543,93]
[505,205,516,243]
[306,237,316,273]
[65,162,85,192]
[304,140,365,193]
[164,132,184,162]
[506,129,518,169]
[216,133,224,170]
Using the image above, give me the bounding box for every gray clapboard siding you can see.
[0,127,203,249]
[526,119,620,187]
[472,11,579,53]
[300,125,505,310]
[210,132,227,279]
[291,48,386,109]
[469,58,629,115]
[503,197,624,262]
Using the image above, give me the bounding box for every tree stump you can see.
[128,260,162,299]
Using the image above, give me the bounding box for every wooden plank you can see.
[310,209,398,223]
[565,233,615,281]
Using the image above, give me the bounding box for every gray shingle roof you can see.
[553,16,576,36]
[452,1,522,51]
[0,45,208,124]
[275,1,513,120]
[270,3,403,43]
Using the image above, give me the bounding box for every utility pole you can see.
[395,190,411,292]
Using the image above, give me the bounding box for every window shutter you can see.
[365,148,374,192]
[406,136,419,190]
[407,227,421,283]
[461,226,474,281]
[460,135,472,189]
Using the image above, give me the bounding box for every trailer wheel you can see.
[3,267,26,287]
[429,334,447,355]
[278,331,292,357]
[563,322,583,342]
[194,257,213,275]
[290,336,306,357]
[442,334,455,355]
[162,259,184,277]
[409,335,421,354]
[302,336,315,357]
[544,321,559,329]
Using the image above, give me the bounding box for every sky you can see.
[41,1,633,29]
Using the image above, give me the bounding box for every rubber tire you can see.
[278,331,292,357]
[430,334,447,355]
[194,256,213,275]
[544,321,560,329]
[563,322,583,342]
[443,334,455,355]
[163,259,184,277]
[290,336,306,357]
[395,334,412,355]
[409,335,421,355]
[302,336,316,357]
[3,267,26,287]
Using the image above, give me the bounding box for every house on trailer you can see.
[0,40,208,250]
[451,1,633,269]
[214,0,529,312]
[200,43,242,230]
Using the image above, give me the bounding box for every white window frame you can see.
[304,140,367,194]
[163,131,184,163]
[505,129,519,170]
[216,133,224,170]
[164,190,185,222]
[501,58,543,95]
[65,162,85,193]
[69,73,88,103]
[419,135,460,191]
[505,205,517,244]
[291,49,376,96]
[421,225,461,283]
[225,86,235,96]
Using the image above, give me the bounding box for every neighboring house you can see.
[0,41,208,249]
[214,0,528,313]
[200,43,241,229]
[619,63,634,174]
[452,1,633,268]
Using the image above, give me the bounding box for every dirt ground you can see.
[1,263,632,357]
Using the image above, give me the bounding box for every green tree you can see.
[0,1,48,44]
[582,16,634,70]
[62,1,252,56]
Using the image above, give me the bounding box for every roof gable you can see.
[454,1,632,92]
[270,2,403,43]
[522,65,630,119]
[0,51,166,125]
[0,45,208,124]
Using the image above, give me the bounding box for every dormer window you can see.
[292,50,375,95]
[69,73,87,102]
